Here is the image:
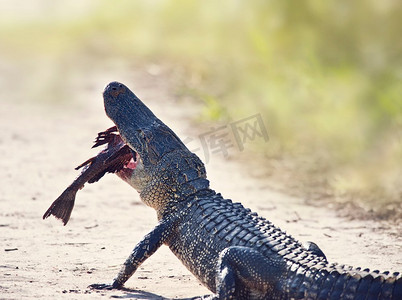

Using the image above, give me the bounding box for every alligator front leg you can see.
[90,217,177,290]
[212,246,287,299]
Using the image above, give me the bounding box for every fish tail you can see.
[42,188,77,225]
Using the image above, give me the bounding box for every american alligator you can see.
[46,81,402,299]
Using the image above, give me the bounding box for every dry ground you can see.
[1,70,401,299]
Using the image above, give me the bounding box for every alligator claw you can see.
[89,283,116,290]
[193,295,217,300]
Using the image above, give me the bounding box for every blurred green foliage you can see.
[1,0,401,211]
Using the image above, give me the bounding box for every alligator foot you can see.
[198,295,218,300]
[89,283,119,290]
[189,295,217,300]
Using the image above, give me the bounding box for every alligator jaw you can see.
[113,142,147,192]
[102,81,188,168]
[117,152,140,178]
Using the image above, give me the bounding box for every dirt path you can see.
[1,70,401,299]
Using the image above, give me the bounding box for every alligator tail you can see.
[298,265,402,299]
[42,187,77,226]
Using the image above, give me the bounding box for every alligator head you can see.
[103,82,209,215]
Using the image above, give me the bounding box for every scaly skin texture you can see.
[84,82,401,299]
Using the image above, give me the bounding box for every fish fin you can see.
[43,188,77,225]
[104,126,118,134]
[75,156,96,170]
[92,126,118,148]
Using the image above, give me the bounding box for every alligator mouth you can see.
[97,126,145,179]
[116,150,142,182]
[124,155,138,170]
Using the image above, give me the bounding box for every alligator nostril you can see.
[118,84,123,88]
[112,87,117,91]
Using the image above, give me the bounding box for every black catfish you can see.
[43,126,135,225]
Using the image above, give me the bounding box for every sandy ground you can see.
[1,70,401,299]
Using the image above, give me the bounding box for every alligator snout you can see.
[104,81,125,99]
